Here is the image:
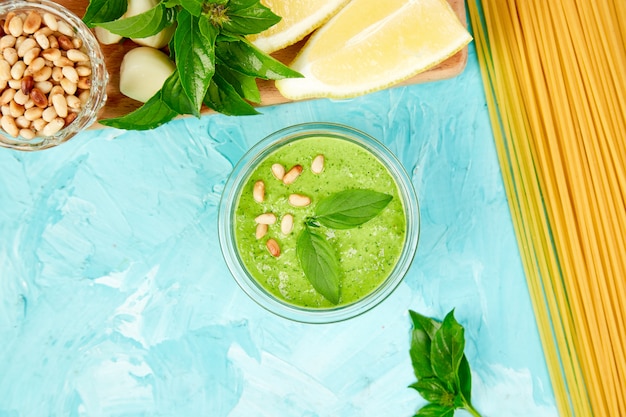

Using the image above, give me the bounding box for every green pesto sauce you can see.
[234,136,406,308]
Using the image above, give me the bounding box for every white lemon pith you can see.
[248,0,351,54]
[275,0,473,100]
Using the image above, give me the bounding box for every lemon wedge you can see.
[248,0,350,54]
[275,0,473,100]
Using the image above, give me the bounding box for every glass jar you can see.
[0,0,108,151]
[219,122,421,323]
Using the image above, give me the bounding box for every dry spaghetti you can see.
[468,1,626,416]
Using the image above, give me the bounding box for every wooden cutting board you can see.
[59,0,469,120]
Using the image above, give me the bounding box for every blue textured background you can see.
[0,43,557,416]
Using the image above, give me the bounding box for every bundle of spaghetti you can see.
[467,1,626,416]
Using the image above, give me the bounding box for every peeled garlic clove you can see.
[126,0,175,49]
[95,26,123,45]
[119,46,175,103]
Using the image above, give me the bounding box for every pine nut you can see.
[53,56,73,67]
[41,47,61,62]
[9,100,24,118]
[13,89,29,105]
[266,239,281,257]
[3,13,16,34]
[31,65,51,82]
[61,66,78,83]
[41,105,56,122]
[67,49,88,62]
[253,180,265,203]
[15,115,29,128]
[283,165,303,185]
[311,154,325,174]
[255,223,268,240]
[42,117,64,136]
[66,94,80,109]
[3,48,18,66]
[23,11,42,34]
[24,106,43,121]
[34,32,49,49]
[0,88,15,105]
[51,65,63,82]
[10,60,26,80]
[19,128,35,139]
[27,56,45,74]
[57,35,73,51]
[22,47,41,66]
[32,117,45,132]
[42,13,58,32]
[75,65,91,77]
[255,213,277,225]
[8,15,23,38]
[0,35,16,49]
[288,193,311,207]
[281,214,294,235]
[47,34,58,49]
[29,87,47,108]
[20,75,34,95]
[48,85,64,98]
[64,111,77,126]
[17,37,36,57]
[0,60,10,81]
[60,78,77,95]
[271,163,285,180]
[56,21,74,37]
[51,93,67,117]
[77,77,91,90]
[1,114,19,137]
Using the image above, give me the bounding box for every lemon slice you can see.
[275,0,473,100]
[248,0,351,54]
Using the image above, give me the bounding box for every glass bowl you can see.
[0,0,108,151]
[218,122,420,323]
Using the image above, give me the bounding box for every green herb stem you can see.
[465,403,483,417]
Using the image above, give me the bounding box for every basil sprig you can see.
[409,310,483,417]
[296,189,392,304]
[83,0,303,130]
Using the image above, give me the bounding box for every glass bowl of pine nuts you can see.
[0,0,108,151]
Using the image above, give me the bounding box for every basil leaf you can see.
[222,0,281,35]
[173,9,218,114]
[296,226,341,304]
[215,38,303,80]
[203,73,259,116]
[457,355,473,404]
[409,378,455,406]
[99,93,177,131]
[83,0,126,27]
[161,70,197,116]
[96,4,175,38]
[163,0,204,16]
[431,310,466,391]
[409,310,442,379]
[216,60,261,103]
[414,403,455,417]
[315,189,393,229]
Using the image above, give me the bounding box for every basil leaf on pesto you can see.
[296,226,341,304]
[314,189,392,229]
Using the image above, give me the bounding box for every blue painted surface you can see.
[0,43,557,416]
